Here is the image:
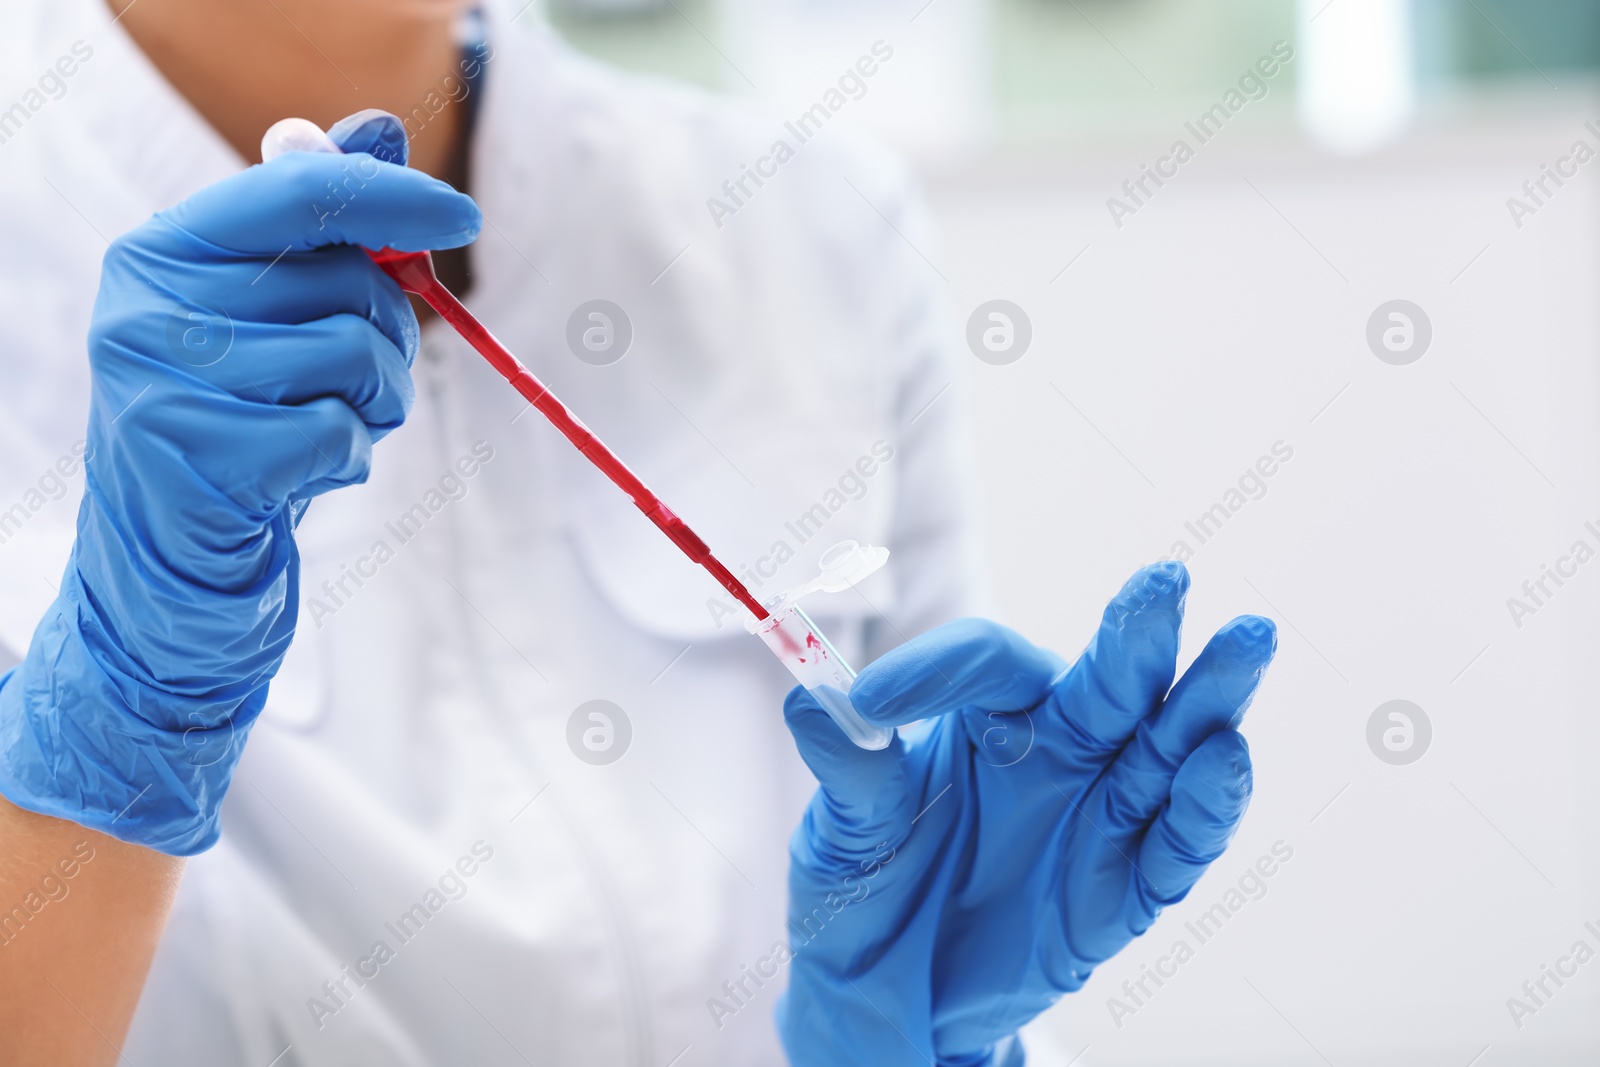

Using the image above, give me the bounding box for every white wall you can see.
[921,109,1600,1064]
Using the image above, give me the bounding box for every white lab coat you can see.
[0,2,976,1063]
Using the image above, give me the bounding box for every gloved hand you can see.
[776,562,1276,1066]
[0,112,478,855]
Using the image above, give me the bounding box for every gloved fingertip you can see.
[1223,735,1253,796]
[1175,730,1253,809]
[851,618,1058,726]
[382,211,483,253]
[1150,558,1190,585]
[328,109,410,166]
[1140,559,1190,597]
[1223,614,1278,655]
[1106,560,1190,631]
[1194,618,1277,728]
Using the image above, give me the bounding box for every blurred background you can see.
[540,1,1599,1064]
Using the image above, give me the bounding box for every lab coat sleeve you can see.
[859,174,984,662]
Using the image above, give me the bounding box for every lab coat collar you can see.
[41,0,245,217]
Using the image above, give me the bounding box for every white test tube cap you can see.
[754,540,890,618]
[260,118,340,163]
[815,540,888,591]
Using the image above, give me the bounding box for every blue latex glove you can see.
[0,113,478,855]
[776,562,1276,1066]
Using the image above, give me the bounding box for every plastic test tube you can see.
[752,604,891,750]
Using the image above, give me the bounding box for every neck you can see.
[106,0,470,181]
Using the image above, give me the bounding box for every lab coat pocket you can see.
[564,422,902,643]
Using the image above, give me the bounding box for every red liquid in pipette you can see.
[368,248,770,622]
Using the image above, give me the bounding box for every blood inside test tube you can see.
[750,603,890,750]
[367,248,768,621]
